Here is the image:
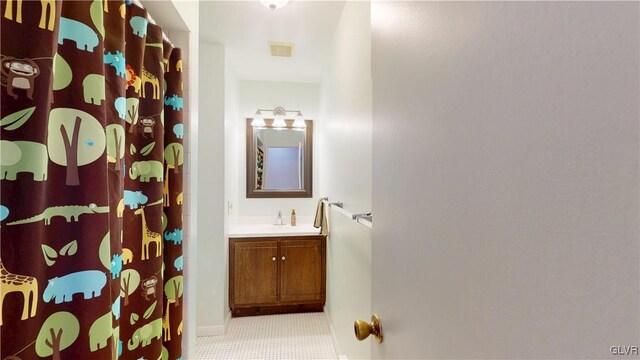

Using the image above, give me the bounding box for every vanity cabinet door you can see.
[279,238,326,304]
[231,240,279,306]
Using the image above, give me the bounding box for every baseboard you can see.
[196,311,232,337]
[324,306,348,360]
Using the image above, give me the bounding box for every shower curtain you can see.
[0,1,184,359]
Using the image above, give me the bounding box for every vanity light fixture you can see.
[260,0,290,10]
[252,106,305,128]
[251,111,266,127]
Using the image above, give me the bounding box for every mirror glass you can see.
[255,128,305,190]
[246,119,313,198]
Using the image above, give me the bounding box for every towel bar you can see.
[352,212,372,222]
[322,199,372,229]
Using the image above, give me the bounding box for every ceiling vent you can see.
[269,41,293,58]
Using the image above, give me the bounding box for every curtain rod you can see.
[132,0,173,46]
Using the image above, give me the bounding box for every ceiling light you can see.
[260,0,290,10]
[292,111,306,128]
[251,111,266,127]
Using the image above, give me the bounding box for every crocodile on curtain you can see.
[0,1,185,359]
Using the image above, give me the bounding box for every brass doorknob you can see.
[354,314,383,343]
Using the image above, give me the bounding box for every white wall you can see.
[225,70,240,227]
[196,42,227,335]
[223,55,240,321]
[193,41,242,338]
[371,2,639,358]
[318,2,372,359]
[235,80,320,217]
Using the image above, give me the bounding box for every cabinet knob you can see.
[281,256,286,261]
[272,257,276,262]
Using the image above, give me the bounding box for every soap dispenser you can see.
[291,209,297,226]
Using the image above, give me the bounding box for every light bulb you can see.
[292,112,306,128]
[272,114,287,128]
[251,112,266,127]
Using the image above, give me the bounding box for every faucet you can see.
[274,211,284,226]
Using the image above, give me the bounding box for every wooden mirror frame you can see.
[246,118,313,198]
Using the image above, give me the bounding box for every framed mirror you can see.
[246,118,313,198]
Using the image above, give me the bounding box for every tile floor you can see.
[196,313,339,360]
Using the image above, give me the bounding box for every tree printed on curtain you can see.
[0,1,185,359]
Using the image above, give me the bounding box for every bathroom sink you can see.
[228,223,320,238]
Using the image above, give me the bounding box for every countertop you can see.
[228,223,321,238]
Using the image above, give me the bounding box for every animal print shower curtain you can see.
[0,1,185,359]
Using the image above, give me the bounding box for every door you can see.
[279,239,325,303]
[231,241,278,306]
[371,1,639,359]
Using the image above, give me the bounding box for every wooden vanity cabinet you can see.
[231,241,279,306]
[229,235,326,317]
